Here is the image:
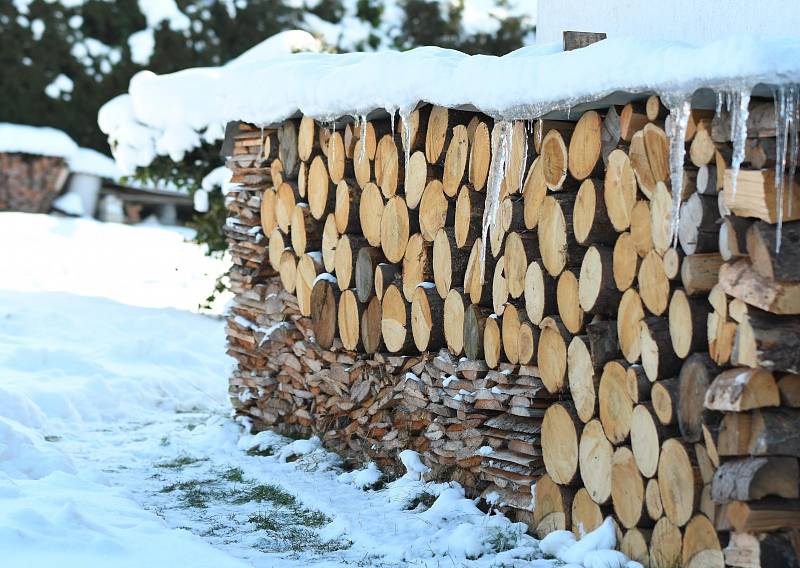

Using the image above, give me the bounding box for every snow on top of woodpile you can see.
[0,123,121,180]
[0,123,79,159]
[99,34,800,174]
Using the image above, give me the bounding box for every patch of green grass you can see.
[160,479,209,493]
[292,507,329,528]
[44,435,61,442]
[247,512,280,531]
[156,456,208,469]
[234,484,297,506]
[255,526,350,554]
[222,467,245,483]
[159,436,170,447]
[246,446,275,457]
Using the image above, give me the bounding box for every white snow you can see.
[337,462,382,489]
[0,211,639,567]
[129,28,156,65]
[201,165,234,192]
[0,213,229,311]
[67,146,122,179]
[100,34,800,173]
[0,123,119,180]
[0,123,78,158]
[193,189,209,212]
[51,192,85,216]
[477,445,494,456]
[100,30,320,174]
[137,0,190,31]
[30,17,45,40]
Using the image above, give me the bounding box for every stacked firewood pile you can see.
[0,153,69,212]
[226,95,800,566]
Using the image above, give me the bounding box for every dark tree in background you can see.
[0,0,534,254]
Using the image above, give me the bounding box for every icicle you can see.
[399,109,412,191]
[728,88,752,199]
[788,88,799,217]
[389,108,396,140]
[480,121,513,282]
[358,114,368,164]
[330,120,336,165]
[662,94,692,247]
[536,118,543,149]
[773,85,800,253]
[715,92,724,118]
[517,125,529,195]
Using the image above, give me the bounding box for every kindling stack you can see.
[225,91,800,566]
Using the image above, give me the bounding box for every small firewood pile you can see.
[0,152,69,212]
[225,93,800,566]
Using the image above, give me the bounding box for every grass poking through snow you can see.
[151,458,350,557]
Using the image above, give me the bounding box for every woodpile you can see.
[224,93,800,566]
[0,153,69,212]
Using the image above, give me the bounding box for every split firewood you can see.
[333,233,368,290]
[658,438,700,527]
[613,232,640,291]
[618,288,645,362]
[620,102,649,142]
[704,367,780,412]
[441,124,472,200]
[381,195,414,263]
[538,316,570,394]
[355,246,383,302]
[599,360,635,444]
[568,110,603,181]
[338,289,364,351]
[381,283,414,353]
[411,285,444,351]
[649,516,683,568]
[402,233,433,301]
[677,354,719,443]
[439,288,466,357]
[468,119,492,191]
[604,149,638,231]
[612,446,647,528]
[542,402,582,485]
[359,182,384,247]
[310,277,340,350]
[567,335,598,422]
[722,169,800,223]
[668,289,710,359]
[374,134,403,198]
[578,418,613,503]
[524,260,557,325]
[573,179,617,246]
[539,194,583,277]
[426,106,471,166]
[419,180,453,241]
[454,184,483,248]
[522,157,547,230]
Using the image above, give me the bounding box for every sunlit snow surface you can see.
[0,213,641,567]
[101,34,800,175]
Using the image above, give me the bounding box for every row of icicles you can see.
[257,84,799,273]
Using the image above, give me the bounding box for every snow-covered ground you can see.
[0,213,639,567]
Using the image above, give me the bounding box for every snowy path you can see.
[0,214,637,568]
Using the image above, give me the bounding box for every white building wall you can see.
[537,0,800,46]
